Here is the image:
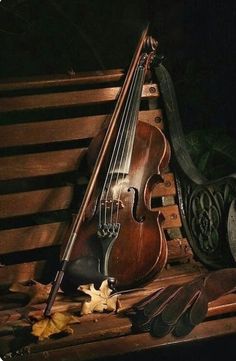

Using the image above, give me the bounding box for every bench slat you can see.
[0,110,163,148]
[0,239,190,284]
[0,224,187,259]
[0,170,176,220]
[0,69,124,92]
[0,223,69,254]
[0,261,47,283]
[154,205,182,229]
[21,316,236,361]
[0,187,73,218]
[0,84,159,113]
[0,148,86,180]
[152,173,176,198]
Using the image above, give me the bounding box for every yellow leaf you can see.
[32,312,80,341]
[79,280,120,315]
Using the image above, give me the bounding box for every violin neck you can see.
[109,55,147,176]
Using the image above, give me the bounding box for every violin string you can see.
[114,66,146,226]
[109,67,142,226]
[115,53,155,226]
[105,66,140,227]
[113,67,143,224]
[114,53,153,225]
[98,65,140,228]
[102,67,139,194]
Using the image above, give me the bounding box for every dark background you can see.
[0,0,235,178]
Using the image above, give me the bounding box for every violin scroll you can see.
[144,35,158,52]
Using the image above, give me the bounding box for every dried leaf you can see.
[79,280,120,315]
[10,280,51,305]
[32,312,80,340]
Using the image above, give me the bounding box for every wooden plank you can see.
[140,108,164,129]
[0,264,204,331]
[0,109,163,148]
[0,223,69,254]
[0,84,159,113]
[167,238,193,263]
[0,114,107,147]
[0,261,47,284]
[152,173,176,198]
[0,69,124,92]
[0,187,73,218]
[38,316,236,361]
[0,148,86,180]
[12,315,236,361]
[208,293,236,317]
[154,205,182,229]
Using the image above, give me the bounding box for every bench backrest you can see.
[0,69,188,286]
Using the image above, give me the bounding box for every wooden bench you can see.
[0,69,235,360]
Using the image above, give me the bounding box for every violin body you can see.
[44,30,172,315]
[64,121,170,289]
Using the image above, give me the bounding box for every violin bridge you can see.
[100,199,124,210]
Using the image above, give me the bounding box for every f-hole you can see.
[128,187,145,222]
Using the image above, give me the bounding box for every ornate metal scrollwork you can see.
[190,187,221,254]
[176,175,236,268]
[155,63,236,269]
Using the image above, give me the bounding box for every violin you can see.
[44,27,170,315]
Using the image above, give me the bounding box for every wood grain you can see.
[0,224,188,258]
[0,223,69,254]
[0,261,47,284]
[152,173,176,198]
[0,84,159,113]
[0,187,73,218]
[0,148,86,180]
[3,286,236,361]
[167,238,193,262]
[19,316,236,361]
[0,109,163,148]
[0,69,124,92]
[154,205,182,229]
